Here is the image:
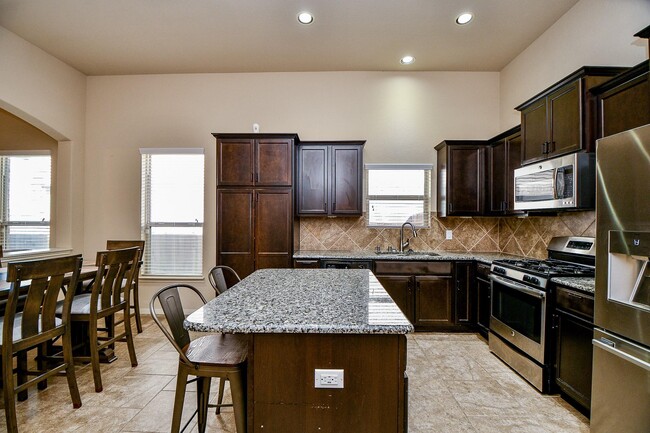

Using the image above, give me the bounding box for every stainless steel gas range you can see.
[488,236,595,393]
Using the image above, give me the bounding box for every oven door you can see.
[490,274,547,363]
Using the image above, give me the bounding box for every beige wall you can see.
[84,71,499,304]
[0,26,87,251]
[499,0,650,130]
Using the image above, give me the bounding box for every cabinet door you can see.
[548,81,581,157]
[330,145,363,215]
[600,73,650,137]
[296,145,328,215]
[217,189,254,278]
[255,189,293,271]
[256,138,293,186]
[448,147,484,215]
[555,311,593,411]
[454,262,474,325]
[489,140,507,213]
[414,275,453,327]
[521,99,548,165]
[376,275,414,324]
[217,139,255,186]
[476,277,491,334]
[505,133,522,212]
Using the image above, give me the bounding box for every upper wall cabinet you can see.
[296,141,365,216]
[214,133,298,187]
[515,67,627,166]
[435,140,488,217]
[591,61,649,138]
[488,126,523,215]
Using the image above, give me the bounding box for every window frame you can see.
[365,163,432,229]
[140,148,205,278]
[0,151,53,252]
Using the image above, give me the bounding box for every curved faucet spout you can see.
[400,222,418,253]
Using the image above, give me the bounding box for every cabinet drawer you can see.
[374,261,452,276]
[556,286,594,320]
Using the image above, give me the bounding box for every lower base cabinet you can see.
[375,260,474,330]
[554,285,594,415]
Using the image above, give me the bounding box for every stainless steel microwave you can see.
[513,152,595,211]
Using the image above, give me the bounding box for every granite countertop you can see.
[550,276,595,294]
[185,268,414,335]
[294,250,523,265]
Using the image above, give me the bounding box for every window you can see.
[0,153,52,251]
[141,149,204,277]
[365,164,432,228]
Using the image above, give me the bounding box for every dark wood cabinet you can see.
[376,275,414,324]
[293,259,320,268]
[475,263,491,338]
[215,134,297,186]
[375,260,455,330]
[217,188,293,278]
[454,262,474,326]
[554,285,594,415]
[215,133,299,280]
[296,141,364,216]
[488,126,522,214]
[415,275,454,327]
[592,61,650,138]
[516,67,627,166]
[435,140,488,217]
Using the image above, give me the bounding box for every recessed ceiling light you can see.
[297,12,314,25]
[456,12,473,25]
[400,56,415,65]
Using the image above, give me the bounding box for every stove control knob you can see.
[493,266,506,275]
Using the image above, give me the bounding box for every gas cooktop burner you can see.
[493,258,595,278]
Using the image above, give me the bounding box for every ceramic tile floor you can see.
[1,317,590,432]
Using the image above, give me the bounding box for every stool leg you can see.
[196,376,211,433]
[3,353,18,433]
[171,364,189,433]
[215,377,225,415]
[228,370,247,433]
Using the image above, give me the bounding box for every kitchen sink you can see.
[374,250,440,257]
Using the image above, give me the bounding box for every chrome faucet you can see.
[400,222,418,253]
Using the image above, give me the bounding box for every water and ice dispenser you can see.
[608,231,650,312]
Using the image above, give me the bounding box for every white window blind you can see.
[365,164,432,228]
[140,149,204,276]
[0,154,51,251]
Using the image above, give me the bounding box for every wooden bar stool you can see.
[149,284,247,433]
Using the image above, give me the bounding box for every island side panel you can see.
[250,333,407,433]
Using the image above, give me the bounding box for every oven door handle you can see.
[489,274,546,299]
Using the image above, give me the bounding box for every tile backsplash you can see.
[299,211,596,259]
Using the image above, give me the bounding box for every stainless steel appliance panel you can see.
[514,152,595,211]
[595,124,650,347]
[591,329,650,433]
[490,274,546,364]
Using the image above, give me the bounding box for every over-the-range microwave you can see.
[513,152,595,211]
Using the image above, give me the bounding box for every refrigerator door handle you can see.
[593,338,650,372]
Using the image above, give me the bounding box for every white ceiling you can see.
[0,0,580,76]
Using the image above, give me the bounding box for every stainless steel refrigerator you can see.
[592,123,650,433]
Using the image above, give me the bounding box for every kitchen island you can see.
[185,268,413,433]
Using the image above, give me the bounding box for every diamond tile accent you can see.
[298,212,595,258]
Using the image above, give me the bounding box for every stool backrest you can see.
[149,284,207,366]
[208,265,241,296]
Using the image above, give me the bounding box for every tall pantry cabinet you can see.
[214,133,299,280]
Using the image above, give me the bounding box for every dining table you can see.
[185,268,413,433]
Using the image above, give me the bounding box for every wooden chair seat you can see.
[183,334,247,367]
[0,314,62,345]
